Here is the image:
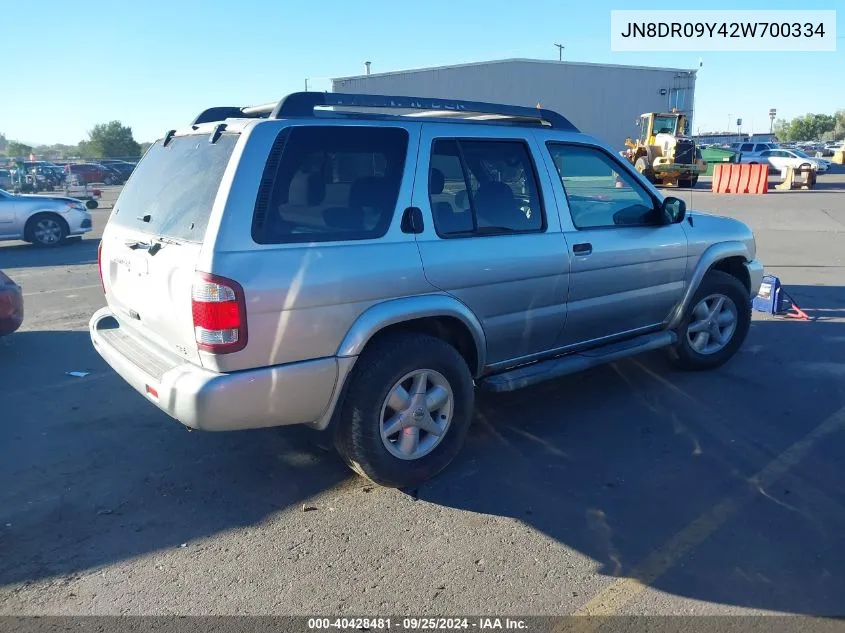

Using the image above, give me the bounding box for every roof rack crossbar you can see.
[268,92,578,131]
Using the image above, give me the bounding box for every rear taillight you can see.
[191,273,247,354]
[97,241,105,293]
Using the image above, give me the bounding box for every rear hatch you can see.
[100,132,239,366]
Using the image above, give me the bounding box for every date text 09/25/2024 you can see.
[307,618,528,630]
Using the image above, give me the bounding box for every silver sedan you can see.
[0,189,93,247]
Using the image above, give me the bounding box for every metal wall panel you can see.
[332,60,696,149]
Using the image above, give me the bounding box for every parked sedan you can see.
[0,189,93,246]
[743,149,830,174]
[98,160,136,181]
[0,270,23,337]
[65,163,120,185]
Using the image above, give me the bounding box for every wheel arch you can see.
[667,241,753,330]
[336,295,487,378]
[24,211,69,242]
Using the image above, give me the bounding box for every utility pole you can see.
[305,78,309,91]
[554,43,565,61]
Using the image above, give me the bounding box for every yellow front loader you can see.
[622,109,705,188]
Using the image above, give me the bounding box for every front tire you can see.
[26,213,68,248]
[668,270,751,371]
[635,157,656,184]
[335,332,475,488]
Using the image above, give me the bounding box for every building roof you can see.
[332,58,698,81]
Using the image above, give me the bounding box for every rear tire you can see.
[335,332,475,488]
[668,270,751,371]
[26,213,68,248]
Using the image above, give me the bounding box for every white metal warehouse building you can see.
[332,58,697,149]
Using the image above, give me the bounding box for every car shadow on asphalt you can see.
[419,284,845,615]
[0,238,100,270]
[1,287,844,615]
[0,328,351,589]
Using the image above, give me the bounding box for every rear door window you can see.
[252,126,409,244]
[428,139,544,237]
[741,144,754,152]
[110,132,238,242]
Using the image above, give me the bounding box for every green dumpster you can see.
[701,147,738,176]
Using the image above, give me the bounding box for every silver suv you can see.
[90,93,763,488]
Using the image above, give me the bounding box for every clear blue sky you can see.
[1,0,841,145]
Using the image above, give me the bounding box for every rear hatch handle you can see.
[124,237,180,255]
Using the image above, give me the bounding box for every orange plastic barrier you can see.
[711,163,769,194]
[737,164,751,193]
[712,163,724,193]
[748,163,769,194]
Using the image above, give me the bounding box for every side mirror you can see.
[662,196,686,224]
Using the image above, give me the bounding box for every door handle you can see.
[573,242,592,256]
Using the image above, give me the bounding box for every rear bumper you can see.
[89,307,345,431]
[745,259,764,297]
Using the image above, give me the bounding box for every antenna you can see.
[554,43,565,61]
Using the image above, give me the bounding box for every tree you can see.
[6,141,33,158]
[139,141,153,155]
[773,119,790,142]
[0,132,7,152]
[834,109,845,140]
[32,143,79,160]
[81,121,141,159]
[774,113,836,142]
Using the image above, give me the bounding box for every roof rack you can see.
[191,92,578,131]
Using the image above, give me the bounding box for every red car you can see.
[0,270,23,336]
[65,163,121,185]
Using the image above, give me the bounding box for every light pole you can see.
[769,108,777,134]
[554,43,565,61]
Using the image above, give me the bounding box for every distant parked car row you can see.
[64,160,136,185]
[1,160,137,191]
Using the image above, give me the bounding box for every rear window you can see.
[110,132,238,242]
[252,125,408,244]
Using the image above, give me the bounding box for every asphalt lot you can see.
[1,173,845,617]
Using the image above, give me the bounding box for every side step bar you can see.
[478,330,677,393]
